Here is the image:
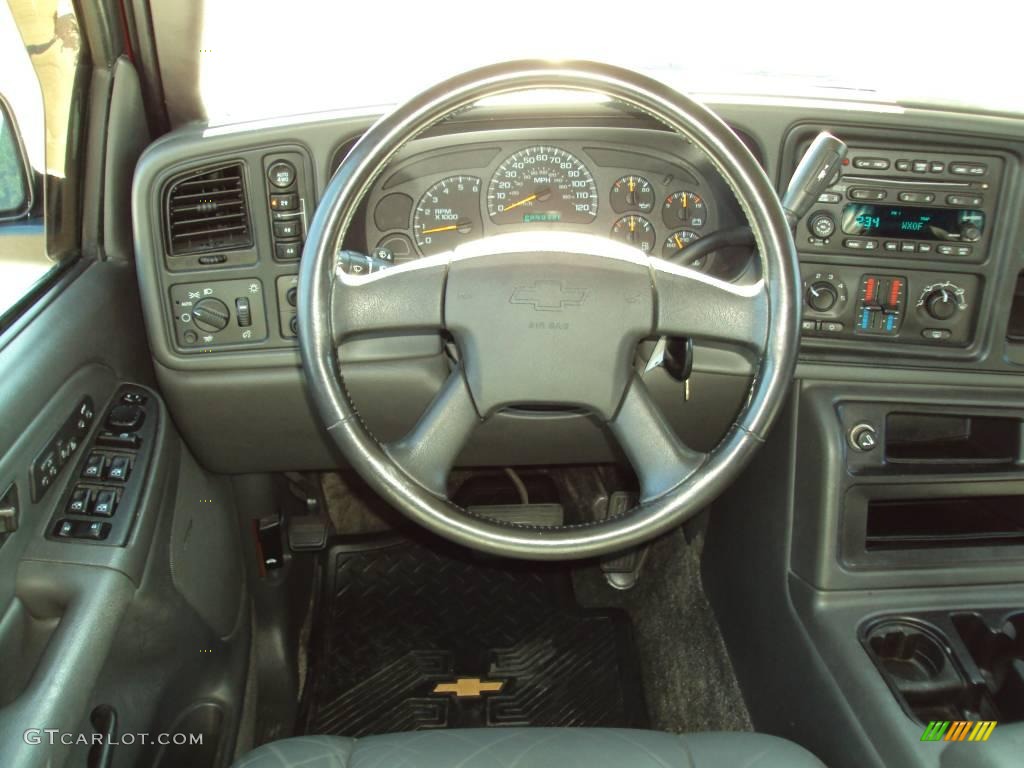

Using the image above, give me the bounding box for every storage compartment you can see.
[885,412,1021,466]
[0,597,61,708]
[865,495,1024,550]
[953,612,1024,721]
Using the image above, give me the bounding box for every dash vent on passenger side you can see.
[164,163,251,256]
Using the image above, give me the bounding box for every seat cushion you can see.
[233,728,825,767]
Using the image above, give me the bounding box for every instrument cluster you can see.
[360,135,739,277]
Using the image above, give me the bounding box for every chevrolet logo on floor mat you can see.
[432,678,505,698]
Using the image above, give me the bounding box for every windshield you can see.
[156,0,1021,125]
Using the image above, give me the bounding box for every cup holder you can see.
[863,610,1024,725]
[953,612,1024,721]
[869,622,947,684]
[863,619,983,723]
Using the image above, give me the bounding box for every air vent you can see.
[165,163,251,256]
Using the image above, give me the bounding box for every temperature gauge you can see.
[663,191,708,229]
[662,230,704,268]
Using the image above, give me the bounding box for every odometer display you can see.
[487,146,598,225]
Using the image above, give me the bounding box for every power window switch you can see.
[107,456,131,482]
[92,490,117,517]
[81,521,110,540]
[56,519,76,538]
[82,453,105,479]
[67,487,91,514]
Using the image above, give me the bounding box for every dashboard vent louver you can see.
[165,163,251,256]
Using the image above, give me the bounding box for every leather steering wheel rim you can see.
[298,60,799,560]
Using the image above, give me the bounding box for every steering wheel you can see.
[298,60,799,560]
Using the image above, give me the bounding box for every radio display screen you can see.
[841,204,984,241]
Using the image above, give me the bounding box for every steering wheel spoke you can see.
[384,367,481,496]
[609,375,707,503]
[651,258,768,351]
[331,252,448,343]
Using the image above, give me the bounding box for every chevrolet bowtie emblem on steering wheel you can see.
[510,280,588,311]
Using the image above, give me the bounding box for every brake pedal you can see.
[600,491,650,590]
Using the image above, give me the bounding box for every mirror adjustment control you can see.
[106,405,144,431]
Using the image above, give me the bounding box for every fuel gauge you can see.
[611,215,656,253]
[663,191,708,229]
[610,175,655,213]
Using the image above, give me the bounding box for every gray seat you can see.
[233,728,825,767]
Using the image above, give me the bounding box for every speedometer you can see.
[487,146,598,225]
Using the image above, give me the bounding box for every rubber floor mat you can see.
[303,537,648,737]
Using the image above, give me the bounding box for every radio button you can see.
[912,160,929,173]
[853,157,890,170]
[917,243,933,254]
[950,162,987,176]
[844,238,877,250]
[817,192,842,204]
[930,162,945,173]
[895,160,911,171]
[850,188,886,201]
[946,194,983,206]
[808,212,837,238]
[937,244,973,256]
[898,192,935,203]
[899,242,916,253]
[884,241,899,251]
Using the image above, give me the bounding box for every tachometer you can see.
[487,146,598,225]
[413,175,482,256]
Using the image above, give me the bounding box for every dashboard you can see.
[355,136,746,280]
[130,98,1024,474]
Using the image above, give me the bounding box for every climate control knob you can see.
[807,211,836,239]
[924,288,960,321]
[191,297,230,332]
[806,281,839,312]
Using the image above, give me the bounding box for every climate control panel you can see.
[801,263,978,346]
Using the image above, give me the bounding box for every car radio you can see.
[799,148,1003,263]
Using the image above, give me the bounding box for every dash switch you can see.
[235,297,252,327]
